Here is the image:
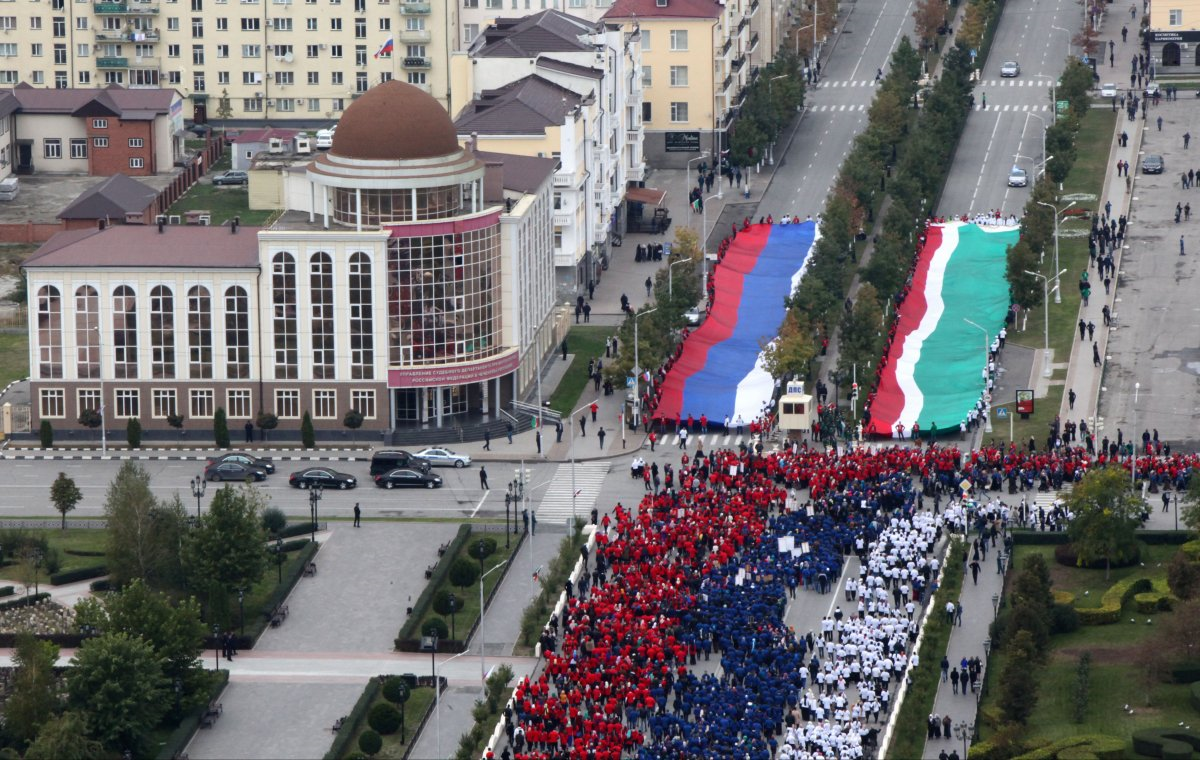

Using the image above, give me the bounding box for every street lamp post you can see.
[1035,201,1075,302]
[686,152,710,211]
[238,588,245,636]
[434,649,471,760]
[766,74,789,165]
[963,319,993,433]
[1023,112,1047,174]
[308,483,323,543]
[213,624,220,671]
[1051,25,1071,62]
[954,720,975,758]
[668,258,690,297]
[1023,269,1067,377]
[568,399,601,528]
[1033,75,1059,124]
[699,193,721,283]
[478,560,509,695]
[1132,382,1140,488]
[190,476,206,519]
[447,594,457,641]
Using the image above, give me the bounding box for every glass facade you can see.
[36,285,63,379]
[331,183,475,226]
[188,286,213,379]
[272,252,298,379]
[310,252,335,379]
[74,285,98,379]
[149,285,175,379]
[112,285,137,380]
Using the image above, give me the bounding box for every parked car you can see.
[1142,154,1164,174]
[1144,81,1161,98]
[370,450,432,476]
[204,461,268,482]
[1100,82,1118,98]
[1000,60,1020,77]
[374,468,444,489]
[207,452,275,474]
[1007,166,1028,187]
[413,447,472,468]
[684,303,707,326]
[288,467,357,489]
[187,123,213,137]
[212,170,248,186]
[315,127,336,149]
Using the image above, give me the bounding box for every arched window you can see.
[112,285,137,379]
[272,252,298,379]
[150,285,175,379]
[349,252,374,379]
[310,252,335,379]
[188,286,213,379]
[224,286,250,379]
[36,285,62,379]
[74,285,99,379]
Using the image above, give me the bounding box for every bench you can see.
[330,716,347,733]
[199,702,222,729]
[437,542,450,557]
[269,604,289,627]
[303,562,317,577]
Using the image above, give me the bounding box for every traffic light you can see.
[850,383,859,401]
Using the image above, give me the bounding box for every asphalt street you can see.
[937,0,1084,218]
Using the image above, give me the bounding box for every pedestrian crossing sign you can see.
[996,407,1008,419]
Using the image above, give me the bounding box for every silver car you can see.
[1000,61,1020,77]
[413,447,472,468]
[1007,166,1028,187]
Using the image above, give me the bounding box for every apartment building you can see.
[449,9,642,295]
[603,0,773,168]
[0,0,454,123]
[1149,0,1200,72]
[458,0,615,49]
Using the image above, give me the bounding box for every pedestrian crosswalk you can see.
[534,461,611,525]
[807,104,868,112]
[972,104,1053,112]
[805,102,1052,113]
[659,433,756,449]
[817,78,1057,89]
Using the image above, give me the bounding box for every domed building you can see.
[23,81,560,440]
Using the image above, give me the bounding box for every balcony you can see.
[625,128,640,143]
[94,0,159,12]
[400,1,430,13]
[731,54,746,72]
[129,55,159,68]
[399,29,431,43]
[401,56,430,69]
[96,56,128,68]
[738,15,750,33]
[552,212,573,227]
[749,32,759,52]
[748,0,759,16]
[721,73,733,92]
[552,171,573,187]
[719,37,732,58]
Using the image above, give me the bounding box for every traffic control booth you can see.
[777,381,814,441]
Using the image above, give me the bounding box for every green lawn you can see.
[1013,543,1177,608]
[341,686,435,759]
[0,330,28,389]
[167,183,276,227]
[547,326,616,417]
[417,533,519,646]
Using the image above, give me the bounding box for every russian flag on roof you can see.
[374,36,394,59]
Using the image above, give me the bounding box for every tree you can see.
[838,283,885,375]
[1167,551,1199,601]
[24,712,104,760]
[39,420,52,449]
[182,485,267,616]
[1181,474,1200,535]
[301,411,315,449]
[104,462,188,590]
[912,0,946,49]
[73,580,206,699]
[6,633,62,747]
[1006,238,1043,310]
[213,407,230,448]
[957,0,990,51]
[125,417,142,449]
[255,411,278,442]
[166,413,185,438]
[1066,465,1144,579]
[261,506,287,536]
[215,89,234,125]
[78,408,102,433]
[1010,553,1054,611]
[448,558,480,590]
[358,729,383,756]
[344,409,364,442]
[760,310,817,381]
[49,472,82,530]
[68,632,168,752]
[997,629,1039,723]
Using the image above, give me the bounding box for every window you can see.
[306,44,319,57]
[670,101,688,122]
[272,16,292,31]
[0,71,16,85]
[36,287,62,379]
[307,71,319,85]
[354,45,367,65]
[115,389,140,418]
[271,253,297,379]
[356,72,368,92]
[641,65,651,87]
[39,389,65,418]
[216,18,227,31]
[126,137,144,148]
[669,29,687,51]
[330,44,342,58]
[77,43,89,57]
[191,17,203,36]
[44,139,62,159]
[241,17,260,31]
[275,98,294,112]
[463,0,478,6]
[189,388,214,418]
[310,252,335,379]
[243,98,263,112]
[113,285,137,378]
[312,389,336,418]
[0,18,13,32]
[129,158,144,169]
[354,17,365,38]
[242,44,260,57]
[149,285,175,379]
[226,389,251,418]
[75,286,99,378]
[349,252,374,379]
[52,16,65,36]
[378,17,389,30]
[192,45,205,65]
[642,101,652,123]
[274,389,299,418]
[330,18,342,31]
[103,71,124,85]
[307,97,320,111]
[463,23,478,45]
[69,138,87,159]
[218,71,230,85]
[167,18,179,30]
[669,65,688,87]
[187,285,212,378]
[405,17,424,31]
[1170,8,1182,24]
[30,71,45,86]
[78,72,91,85]
[168,44,180,58]
[93,136,108,148]
[331,72,343,85]
[152,389,177,418]
[306,17,317,31]
[0,44,15,57]
[350,389,376,419]
[29,18,42,31]
[53,43,67,63]
[224,286,250,378]
[78,389,101,415]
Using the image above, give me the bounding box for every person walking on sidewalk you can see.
[951,667,961,694]
[941,656,950,682]
[480,466,489,491]
[555,419,563,442]
[597,427,606,449]
[1182,235,1186,256]
[579,414,587,437]
[483,429,491,451]
[970,560,981,585]
[1093,341,1102,367]
[1069,388,1077,410]
[353,503,361,528]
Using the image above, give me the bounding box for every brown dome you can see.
[331,80,459,161]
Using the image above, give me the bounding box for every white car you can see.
[1100,82,1118,98]
[315,127,336,149]
[413,447,472,468]
[1007,166,1028,187]
[1000,61,1020,77]
[684,304,707,326]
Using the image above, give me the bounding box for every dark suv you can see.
[370,450,432,476]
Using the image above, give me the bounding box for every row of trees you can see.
[727,54,806,169]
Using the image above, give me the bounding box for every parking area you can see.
[0,173,178,224]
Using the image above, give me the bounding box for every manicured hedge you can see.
[1011,531,1070,546]
[394,524,471,650]
[154,669,229,760]
[324,676,382,760]
[1134,590,1174,614]
[89,579,111,592]
[1172,662,1200,684]
[1190,681,1200,712]
[1052,589,1075,606]
[1011,734,1126,760]
[0,586,15,598]
[1053,542,1139,570]
[0,593,50,611]
[1137,531,1194,546]
[271,522,318,540]
[1075,577,1152,625]
[1182,540,1200,560]
[278,538,311,554]
[1131,727,1200,760]
[49,564,107,585]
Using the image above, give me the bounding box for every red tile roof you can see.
[603,0,723,19]
[25,224,261,269]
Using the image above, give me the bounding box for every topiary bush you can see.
[382,677,410,705]
[261,507,287,536]
[431,589,458,616]
[357,729,382,756]
[448,558,480,590]
[366,702,401,735]
[1055,541,1140,570]
[125,417,142,448]
[1049,603,1080,634]
[39,420,53,449]
[468,537,497,561]
[300,411,315,449]
[421,617,448,639]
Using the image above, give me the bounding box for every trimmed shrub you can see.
[1054,541,1140,570]
[0,593,50,611]
[431,589,458,616]
[468,537,497,561]
[89,579,110,593]
[1131,728,1200,760]
[1012,734,1125,760]
[0,586,14,598]
[1167,551,1200,600]
[1134,591,1174,614]
[1172,662,1200,684]
[278,538,311,554]
[1182,540,1200,561]
[1052,589,1076,606]
[126,417,142,448]
[357,729,382,756]
[1191,681,1200,712]
[49,564,106,586]
[1049,603,1080,634]
[1075,576,1153,625]
[382,677,410,705]
[261,507,287,536]
[421,617,448,639]
[39,420,52,449]
[301,412,315,449]
[448,558,480,590]
[272,522,317,540]
[213,407,230,448]
[366,702,402,735]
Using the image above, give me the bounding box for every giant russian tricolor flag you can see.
[655,221,817,424]
[866,222,1018,437]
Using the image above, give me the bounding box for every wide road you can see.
[937,0,1084,218]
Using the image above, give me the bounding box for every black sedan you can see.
[204,461,268,482]
[208,452,275,474]
[289,467,357,489]
[374,468,443,489]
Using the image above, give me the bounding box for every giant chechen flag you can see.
[655,221,817,424]
[867,222,1018,437]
